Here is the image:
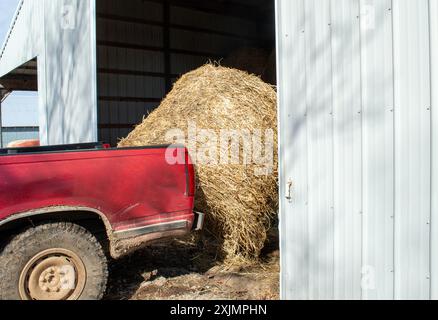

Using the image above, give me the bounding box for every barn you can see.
[0,0,438,300]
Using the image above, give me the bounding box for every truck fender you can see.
[0,206,120,257]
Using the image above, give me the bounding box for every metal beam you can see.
[98,68,178,79]
[99,124,136,129]
[96,13,259,42]
[99,96,161,103]
[0,74,38,91]
[144,0,265,21]
[97,40,224,58]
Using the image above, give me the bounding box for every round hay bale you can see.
[223,47,270,76]
[118,64,278,263]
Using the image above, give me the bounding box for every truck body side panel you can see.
[0,147,195,233]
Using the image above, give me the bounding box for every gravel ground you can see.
[104,232,279,300]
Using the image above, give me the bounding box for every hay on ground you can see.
[119,64,278,263]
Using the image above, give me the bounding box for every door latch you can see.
[286,179,293,202]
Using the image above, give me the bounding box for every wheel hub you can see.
[38,264,64,293]
[19,249,86,300]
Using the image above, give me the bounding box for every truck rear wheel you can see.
[0,222,108,300]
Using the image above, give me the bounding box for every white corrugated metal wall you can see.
[43,0,98,145]
[277,0,438,300]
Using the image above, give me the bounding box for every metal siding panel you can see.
[97,0,162,20]
[170,54,211,75]
[276,0,309,300]
[37,0,48,145]
[360,0,395,300]
[96,0,166,145]
[331,0,363,300]
[431,0,438,300]
[0,0,43,76]
[42,0,97,144]
[278,0,436,300]
[100,19,163,47]
[170,29,250,55]
[304,0,335,300]
[393,0,431,299]
[170,6,255,37]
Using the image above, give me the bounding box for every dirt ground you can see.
[104,231,280,300]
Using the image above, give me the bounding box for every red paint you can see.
[0,146,195,233]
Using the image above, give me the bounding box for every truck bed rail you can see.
[0,142,107,156]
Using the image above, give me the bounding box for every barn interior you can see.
[95,0,276,146]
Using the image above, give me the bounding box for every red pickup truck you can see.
[0,143,203,300]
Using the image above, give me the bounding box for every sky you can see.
[0,0,39,127]
[0,0,19,42]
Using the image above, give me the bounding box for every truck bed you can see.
[0,143,196,240]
